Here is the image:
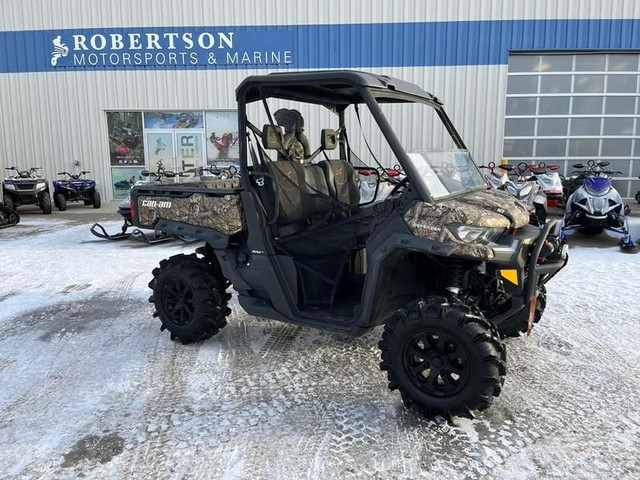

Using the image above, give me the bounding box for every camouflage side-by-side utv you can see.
[131,71,568,418]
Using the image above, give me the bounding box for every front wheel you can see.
[40,192,52,214]
[497,286,547,338]
[379,297,506,418]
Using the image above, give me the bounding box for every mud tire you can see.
[40,192,52,214]
[379,296,506,418]
[497,286,547,338]
[149,253,231,344]
[56,193,67,211]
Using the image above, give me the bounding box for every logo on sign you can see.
[50,36,69,66]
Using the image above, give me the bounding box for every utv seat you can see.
[318,159,360,207]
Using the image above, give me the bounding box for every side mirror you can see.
[261,125,284,150]
[140,170,150,176]
[573,163,584,169]
[598,161,610,167]
[320,129,338,151]
[499,164,514,171]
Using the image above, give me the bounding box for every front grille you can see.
[15,182,36,190]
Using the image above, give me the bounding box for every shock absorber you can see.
[447,259,464,298]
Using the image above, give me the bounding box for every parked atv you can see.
[499,162,547,225]
[91,161,178,244]
[3,167,52,214]
[53,170,101,211]
[0,202,19,228]
[131,71,568,418]
[561,160,635,251]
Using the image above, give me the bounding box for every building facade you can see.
[1,0,639,200]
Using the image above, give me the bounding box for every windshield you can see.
[405,150,487,199]
[369,96,487,199]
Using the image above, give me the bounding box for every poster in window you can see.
[111,167,146,199]
[107,112,145,166]
[146,132,174,175]
[206,111,239,166]
[144,111,203,129]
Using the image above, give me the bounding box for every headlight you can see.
[447,224,505,244]
[4,183,15,191]
[520,185,532,196]
[36,182,46,189]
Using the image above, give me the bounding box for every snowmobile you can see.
[0,202,19,228]
[561,160,635,251]
[532,161,564,209]
[479,161,508,190]
[499,162,547,225]
[3,167,52,214]
[53,169,101,211]
[90,161,178,244]
[129,71,568,419]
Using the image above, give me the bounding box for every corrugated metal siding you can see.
[2,0,640,30]
[1,0,639,200]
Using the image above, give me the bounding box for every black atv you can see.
[3,167,52,214]
[130,71,568,418]
[53,170,101,211]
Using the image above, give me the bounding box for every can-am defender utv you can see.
[3,167,52,214]
[131,71,568,418]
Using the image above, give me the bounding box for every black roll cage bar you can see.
[235,71,470,205]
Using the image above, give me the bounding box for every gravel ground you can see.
[0,204,639,479]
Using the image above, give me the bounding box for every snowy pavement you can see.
[0,206,639,479]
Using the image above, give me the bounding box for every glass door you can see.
[175,130,204,181]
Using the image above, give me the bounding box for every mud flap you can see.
[526,293,537,336]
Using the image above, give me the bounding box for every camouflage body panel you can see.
[403,189,531,260]
[137,193,245,235]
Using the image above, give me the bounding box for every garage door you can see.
[503,52,640,198]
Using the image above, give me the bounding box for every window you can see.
[503,53,640,197]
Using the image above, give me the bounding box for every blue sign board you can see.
[0,19,639,73]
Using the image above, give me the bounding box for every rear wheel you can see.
[92,190,101,208]
[56,193,67,211]
[149,253,231,344]
[3,195,15,211]
[379,297,506,418]
[497,286,547,338]
[40,192,52,214]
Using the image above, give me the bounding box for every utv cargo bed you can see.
[131,178,244,246]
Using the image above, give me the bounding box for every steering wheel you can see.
[389,176,410,195]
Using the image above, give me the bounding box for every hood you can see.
[402,189,531,260]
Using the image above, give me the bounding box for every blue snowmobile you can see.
[561,160,635,251]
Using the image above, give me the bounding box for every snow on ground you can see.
[0,207,639,479]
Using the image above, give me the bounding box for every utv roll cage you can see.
[236,70,469,204]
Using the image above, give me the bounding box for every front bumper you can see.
[491,220,568,326]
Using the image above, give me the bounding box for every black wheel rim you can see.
[402,330,471,397]
[161,278,195,326]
